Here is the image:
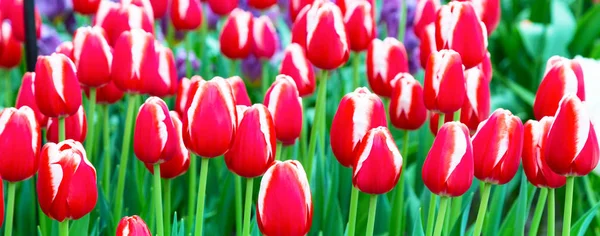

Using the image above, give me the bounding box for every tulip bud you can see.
[279,43,316,97]
[435,2,487,69]
[331,87,387,167]
[252,16,279,59]
[522,117,566,188]
[413,0,440,38]
[305,2,350,70]
[460,65,491,132]
[144,112,190,178]
[367,37,410,97]
[472,109,524,185]
[343,1,376,52]
[428,111,453,136]
[34,53,82,117]
[389,73,427,130]
[545,95,599,176]
[225,104,276,178]
[37,140,98,222]
[46,106,87,143]
[9,0,41,42]
[422,122,473,196]
[423,49,466,113]
[0,107,41,182]
[290,0,314,22]
[533,56,585,120]
[248,0,276,10]
[171,0,203,31]
[186,77,237,158]
[257,160,312,236]
[144,42,177,97]
[116,215,152,236]
[227,76,252,106]
[93,81,125,104]
[73,0,101,15]
[352,127,402,194]
[0,22,22,69]
[72,26,113,87]
[112,29,158,94]
[16,72,48,126]
[149,0,167,18]
[55,41,74,60]
[134,97,178,164]
[457,0,500,35]
[264,75,303,145]
[220,8,253,60]
[208,0,237,15]
[418,24,436,70]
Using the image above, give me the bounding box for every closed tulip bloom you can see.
[290,0,314,22]
[171,0,203,31]
[73,0,101,15]
[305,2,350,70]
[227,76,252,106]
[413,0,440,38]
[533,56,585,120]
[144,112,190,179]
[428,111,453,136]
[16,72,48,126]
[93,1,121,45]
[72,26,113,87]
[0,22,22,69]
[37,140,98,222]
[418,24,436,69]
[343,1,376,52]
[149,0,167,18]
[279,43,316,97]
[390,73,427,130]
[367,37,409,97]
[95,2,154,46]
[116,215,152,236]
[336,0,375,16]
[0,107,41,182]
[34,53,82,117]
[220,9,253,59]
[522,117,566,188]
[291,1,321,50]
[208,0,237,15]
[144,42,177,97]
[55,41,74,60]
[112,29,157,94]
[264,75,303,145]
[472,109,524,184]
[423,49,465,113]
[422,122,473,196]
[9,0,41,42]
[225,104,276,178]
[331,87,387,167]
[248,0,276,10]
[134,97,178,164]
[46,106,87,143]
[186,77,237,158]
[545,95,599,176]
[253,16,279,59]
[352,127,402,194]
[457,0,500,35]
[93,81,125,104]
[175,76,204,117]
[460,66,491,132]
[257,160,312,236]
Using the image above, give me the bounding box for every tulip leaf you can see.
[497,174,534,236]
[483,183,507,234]
[569,5,600,56]
[458,193,474,236]
[571,201,600,236]
[70,214,90,236]
[529,0,552,24]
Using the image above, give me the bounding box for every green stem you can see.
[164,179,171,236]
[59,220,69,236]
[235,175,243,236]
[102,105,111,198]
[194,158,210,236]
[186,157,197,235]
[347,186,360,236]
[352,53,360,89]
[4,182,16,236]
[426,193,437,236]
[262,60,270,94]
[365,195,378,236]
[305,70,328,180]
[199,14,208,77]
[275,142,283,161]
[433,197,449,236]
[397,0,407,41]
[529,188,548,236]
[113,94,138,222]
[448,196,462,234]
[473,183,492,236]
[390,131,410,236]
[242,178,255,236]
[548,188,556,236]
[186,33,194,77]
[153,165,165,236]
[563,177,575,236]
[437,113,445,133]
[231,59,238,77]
[86,88,97,161]
[5,69,12,107]
[59,116,66,142]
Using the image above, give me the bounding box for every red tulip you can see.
[343,1,376,52]
[149,0,167,18]
[227,76,252,106]
[352,127,402,194]
[522,117,566,188]
[257,160,312,236]
[175,76,204,117]
[422,122,473,197]
[248,0,276,10]
[94,2,154,46]
[145,42,177,97]
[545,95,599,176]
[0,106,41,182]
[16,72,48,126]
[291,1,322,50]
[413,0,440,38]
[46,106,87,143]
[235,105,249,125]
[208,0,237,15]
[116,215,152,236]
[34,53,82,117]
[55,41,74,60]
[533,56,585,120]
[123,0,155,19]
[367,37,409,97]
[435,2,487,69]
[428,111,453,136]
[336,0,375,16]
[72,26,113,87]
[264,75,303,145]
[225,104,276,178]
[460,65,491,132]
[220,9,253,59]
[0,21,22,69]
[9,0,41,42]
[472,109,524,185]
[186,77,237,158]
[389,73,427,130]
[418,24,436,69]
[290,0,314,22]
[279,43,316,97]
[73,0,101,15]
[423,49,465,113]
[331,87,387,167]
[171,0,203,31]
[93,81,125,104]
[93,1,121,45]
[305,2,350,70]
[457,0,501,35]
[134,97,178,164]
[37,140,98,222]
[252,16,279,59]
[112,29,157,94]
[145,112,190,179]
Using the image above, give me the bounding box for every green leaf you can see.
[459,193,474,236]
[484,184,507,234]
[498,174,532,236]
[70,214,90,236]
[571,201,600,236]
[529,0,551,23]
[569,5,600,56]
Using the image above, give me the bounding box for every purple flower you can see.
[37,25,63,56]
[241,55,262,83]
[175,49,201,79]
[35,0,72,20]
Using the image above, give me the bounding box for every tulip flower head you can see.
[134,97,178,165]
[46,106,87,143]
[72,26,113,87]
[252,15,279,59]
[208,0,237,15]
[145,42,177,97]
[227,76,252,106]
[0,106,41,182]
[457,0,501,35]
[34,53,82,118]
[279,43,316,97]
[248,0,277,10]
[92,81,125,104]
[175,76,204,117]
[423,49,466,113]
[389,73,427,130]
[145,112,190,179]
[0,21,23,69]
[220,9,253,59]
[149,0,167,18]
[305,2,350,70]
[73,0,101,15]
[366,37,409,97]
[460,65,491,132]
[290,0,314,22]
[111,29,157,94]
[522,117,566,188]
[264,75,304,145]
[116,215,152,236]
[343,1,376,52]
[418,24,436,70]
[9,0,41,42]
[413,0,440,38]
[171,0,203,31]
[16,72,48,126]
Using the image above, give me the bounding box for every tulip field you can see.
[2,0,600,235]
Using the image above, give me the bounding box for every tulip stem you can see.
[59,116,66,142]
[4,182,16,236]
[473,182,491,236]
[548,188,556,236]
[438,114,445,133]
[262,60,270,95]
[352,53,360,89]
[153,165,165,236]
[86,88,97,161]
[242,178,254,236]
[164,179,172,236]
[275,142,283,160]
[235,175,243,236]
[187,157,197,235]
[194,158,209,236]
[366,195,378,236]
[306,70,328,180]
[390,131,410,235]
[186,33,194,77]
[397,0,407,41]
[347,186,360,236]
[563,176,575,236]
[433,197,449,236]
[426,193,437,236]
[4,69,12,107]
[114,94,138,222]
[529,187,548,236]
[102,105,111,198]
[59,220,69,236]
